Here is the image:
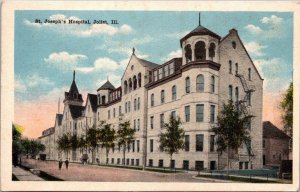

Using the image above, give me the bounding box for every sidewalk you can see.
[12,166,44,181]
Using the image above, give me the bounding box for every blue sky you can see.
[14,11,293,137]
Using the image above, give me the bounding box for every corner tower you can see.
[180,23,221,65]
[63,70,83,106]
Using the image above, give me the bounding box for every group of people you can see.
[58,159,69,170]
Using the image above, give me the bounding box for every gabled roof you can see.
[87,93,97,112]
[69,105,85,119]
[55,114,63,126]
[135,55,159,69]
[263,121,290,140]
[180,25,221,47]
[97,80,115,91]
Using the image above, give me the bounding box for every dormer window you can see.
[170,62,174,74]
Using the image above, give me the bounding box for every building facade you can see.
[38,23,263,170]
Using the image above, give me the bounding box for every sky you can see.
[14,11,293,138]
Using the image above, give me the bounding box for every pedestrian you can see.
[65,159,69,170]
[58,159,63,170]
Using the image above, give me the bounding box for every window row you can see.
[148,159,216,170]
[124,73,142,94]
[152,62,175,82]
[184,41,216,63]
[228,60,252,81]
[108,158,140,166]
[149,134,215,153]
[228,85,251,105]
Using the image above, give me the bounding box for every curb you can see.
[192,175,237,183]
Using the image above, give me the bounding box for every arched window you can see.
[210,76,215,93]
[151,94,154,107]
[124,80,128,94]
[196,75,204,92]
[172,85,176,101]
[129,78,132,92]
[133,75,137,90]
[161,90,165,104]
[138,73,142,87]
[229,85,233,100]
[235,63,238,75]
[248,68,251,80]
[195,41,206,60]
[229,60,232,74]
[208,43,216,59]
[232,41,236,49]
[184,44,192,63]
[235,87,239,101]
[185,77,190,93]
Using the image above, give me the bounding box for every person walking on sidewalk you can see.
[58,159,63,170]
[65,159,69,170]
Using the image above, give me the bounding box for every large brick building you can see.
[39,22,263,170]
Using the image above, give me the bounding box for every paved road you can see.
[12,166,44,181]
[21,159,222,182]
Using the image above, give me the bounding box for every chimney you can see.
[229,28,238,34]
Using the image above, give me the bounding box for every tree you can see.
[77,135,86,155]
[99,123,116,165]
[280,82,293,138]
[27,139,45,158]
[12,124,22,166]
[117,120,134,165]
[86,127,100,163]
[211,100,251,175]
[159,115,185,169]
[57,133,71,159]
[21,138,31,158]
[70,134,78,151]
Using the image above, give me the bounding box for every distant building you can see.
[38,19,264,170]
[263,121,291,167]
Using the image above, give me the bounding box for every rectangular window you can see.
[246,92,252,106]
[160,113,164,128]
[117,158,120,164]
[164,65,169,77]
[113,108,116,118]
[137,119,140,131]
[137,97,140,110]
[111,158,114,164]
[245,162,249,169]
[132,140,135,152]
[229,60,232,74]
[137,140,140,152]
[136,159,139,166]
[150,116,154,129]
[185,106,190,122]
[170,160,175,169]
[210,105,215,123]
[150,139,154,152]
[171,111,176,119]
[170,62,174,74]
[133,120,136,131]
[154,70,158,81]
[195,161,204,171]
[183,160,189,170]
[161,90,165,103]
[184,135,190,151]
[119,106,122,116]
[128,101,131,112]
[125,102,127,113]
[134,99,136,111]
[196,104,204,122]
[239,162,243,169]
[235,63,238,75]
[210,135,215,152]
[131,159,134,166]
[149,159,153,167]
[126,158,129,165]
[159,160,164,168]
[158,68,163,79]
[196,134,204,151]
[108,110,110,119]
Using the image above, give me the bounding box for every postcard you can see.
[1,1,299,191]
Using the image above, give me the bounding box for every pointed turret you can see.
[63,70,83,106]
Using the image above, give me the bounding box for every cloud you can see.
[44,51,88,71]
[76,57,120,73]
[15,78,27,93]
[15,74,54,94]
[244,24,263,34]
[245,15,284,38]
[244,41,267,57]
[24,14,133,37]
[162,49,182,62]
